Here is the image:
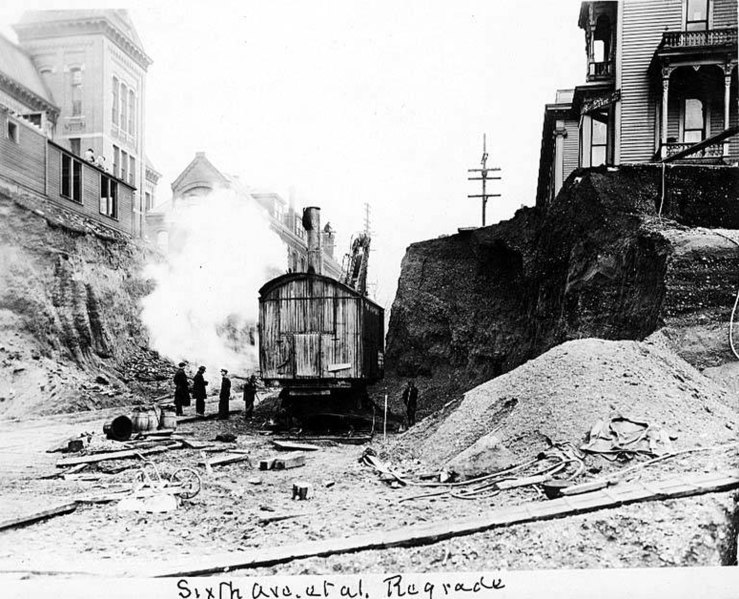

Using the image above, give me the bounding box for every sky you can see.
[0,0,585,310]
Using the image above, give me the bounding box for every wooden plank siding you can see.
[619,0,682,163]
[713,0,738,27]
[259,274,384,386]
[0,112,46,195]
[562,117,580,180]
[47,143,135,235]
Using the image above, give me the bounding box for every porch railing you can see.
[587,60,614,80]
[662,27,737,48]
[662,140,725,160]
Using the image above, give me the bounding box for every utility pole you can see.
[467,133,501,227]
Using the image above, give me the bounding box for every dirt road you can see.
[0,399,736,578]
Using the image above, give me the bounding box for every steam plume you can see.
[141,188,285,376]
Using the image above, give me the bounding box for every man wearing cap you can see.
[218,369,231,420]
[173,362,190,416]
[192,366,208,417]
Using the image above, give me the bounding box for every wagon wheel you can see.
[171,467,202,499]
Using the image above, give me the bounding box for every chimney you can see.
[302,206,323,275]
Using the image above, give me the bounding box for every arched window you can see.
[112,77,119,123]
[120,83,128,129]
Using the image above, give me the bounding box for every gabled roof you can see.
[14,10,152,69]
[0,32,57,111]
[170,152,230,196]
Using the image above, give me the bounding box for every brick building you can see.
[0,10,156,237]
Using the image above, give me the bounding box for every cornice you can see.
[15,18,152,70]
[0,72,59,117]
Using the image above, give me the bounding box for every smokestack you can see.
[302,206,323,275]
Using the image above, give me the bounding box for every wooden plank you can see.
[272,440,320,452]
[273,452,306,470]
[198,453,252,468]
[152,469,739,577]
[0,503,77,532]
[274,435,372,445]
[56,444,174,467]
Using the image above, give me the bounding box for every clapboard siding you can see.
[563,118,581,178]
[0,113,46,194]
[620,0,682,162]
[47,143,134,235]
[259,273,384,384]
[713,0,738,27]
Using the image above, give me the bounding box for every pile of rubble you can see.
[389,333,739,475]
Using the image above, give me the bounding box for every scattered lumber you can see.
[0,502,77,532]
[39,464,88,480]
[274,435,371,445]
[272,440,320,452]
[56,444,175,468]
[273,452,306,470]
[177,409,241,425]
[259,513,307,525]
[198,453,252,468]
[153,469,739,577]
[74,490,131,504]
[259,459,275,471]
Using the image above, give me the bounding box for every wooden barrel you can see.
[159,406,178,430]
[132,407,158,432]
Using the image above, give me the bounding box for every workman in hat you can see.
[173,362,190,416]
[243,374,258,419]
[192,365,208,417]
[218,369,231,420]
[402,380,419,427]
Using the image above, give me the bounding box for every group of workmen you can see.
[173,362,258,420]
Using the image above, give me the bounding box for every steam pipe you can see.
[302,206,323,275]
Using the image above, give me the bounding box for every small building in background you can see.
[537,0,738,207]
[146,152,342,278]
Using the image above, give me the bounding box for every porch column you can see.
[723,64,735,157]
[554,122,567,195]
[660,67,673,159]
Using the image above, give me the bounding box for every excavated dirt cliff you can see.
[0,186,173,418]
[386,164,739,413]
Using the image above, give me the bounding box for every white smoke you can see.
[141,188,286,377]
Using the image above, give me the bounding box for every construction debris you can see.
[273,452,306,470]
[272,440,320,452]
[152,469,739,577]
[56,443,177,467]
[198,453,252,469]
[0,502,78,532]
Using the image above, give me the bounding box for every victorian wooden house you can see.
[537,0,738,206]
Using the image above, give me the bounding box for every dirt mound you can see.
[385,165,739,411]
[389,333,739,470]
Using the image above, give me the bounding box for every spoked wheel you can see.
[171,467,202,499]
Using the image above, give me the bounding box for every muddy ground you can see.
[0,391,736,578]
